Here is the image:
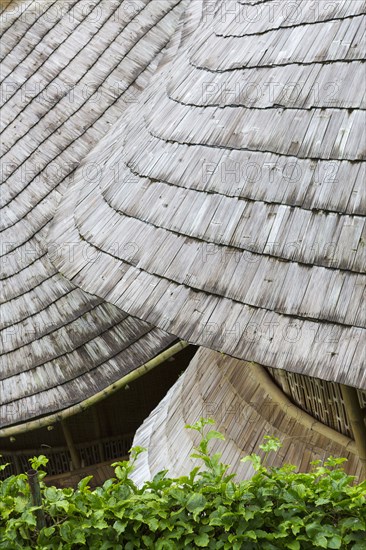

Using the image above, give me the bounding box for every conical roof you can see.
[0,0,185,429]
[49,0,366,388]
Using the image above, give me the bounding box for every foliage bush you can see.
[0,419,365,549]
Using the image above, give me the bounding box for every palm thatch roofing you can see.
[0,0,186,429]
[48,0,366,389]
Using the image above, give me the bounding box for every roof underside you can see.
[0,0,184,428]
[48,0,366,388]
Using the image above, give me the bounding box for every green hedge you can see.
[1,419,365,549]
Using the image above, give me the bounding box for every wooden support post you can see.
[27,469,46,531]
[61,420,81,470]
[92,406,105,462]
[13,454,21,475]
[340,384,366,478]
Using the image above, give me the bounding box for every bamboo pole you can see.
[0,341,189,438]
[61,420,81,470]
[248,363,358,455]
[27,469,46,531]
[340,384,366,477]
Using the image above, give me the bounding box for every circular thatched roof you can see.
[49,0,366,388]
[0,0,185,429]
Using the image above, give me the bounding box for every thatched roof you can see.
[131,347,365,484]
[0,0,185,429]
[49,0,366,388]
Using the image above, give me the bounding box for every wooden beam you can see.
[340,385,366,478]
[61,420,81,470]
[248,362,358,454]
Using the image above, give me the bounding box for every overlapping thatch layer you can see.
[49,0,366,388]
[0,0,185,428]
[131,348,364,485]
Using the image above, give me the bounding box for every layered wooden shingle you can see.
[49,0,366,388]
[0,0,186,428]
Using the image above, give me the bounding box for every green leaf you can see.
[185,418,215,432]
[72,529,86,544]
[292,483,306,499]
[156,540,176,550]
[245,530,257,541]
[0,462,10,472]
[54,499,69,512]
[206,430,225,442]
[60,522,74,543]
[129,446,147,461]
[0,420,365,550]
[113,520,127,536]
[328,535,342,549]
[314,534,328,548]
[21,510,37,527]
[147,517,159,531]
[306,522,321,539]
[241,454,262,471]
[142,535,154,546]
[315,497,330,506]
[42,527,55,538]
[225,482,236,500]
[194,533,210,547]
[259,436,282,453]
[77,475,93,491]
[44,486,59,502]
[340,517,366,532]
[186,493,206,514]
[29,455,48,470]
[14,496,28,513]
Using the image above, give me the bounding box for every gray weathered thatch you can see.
[131,347,365,484]
[1,0,186,429]
[49,0,366,389]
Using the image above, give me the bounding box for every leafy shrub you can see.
[0,419,365,549]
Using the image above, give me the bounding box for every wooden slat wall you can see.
[49,0,366,389]
[131,348,364,485]
[0,433,133,479]
[268,366,366,439]
[0,0,186,428]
